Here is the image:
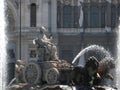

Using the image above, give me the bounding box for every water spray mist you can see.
[0,0,7,89]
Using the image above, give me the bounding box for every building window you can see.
[118,5,120,17]
[29,50,36,58]
[7,49,15,59]
[6,6,15,31]
[74,6,80,28]
[101,5,105,28]
[90,5,99,28]
[111,4,116,28]
[57,1,80,28]
[83,3,106,28]
[117,4,120,26]
[83,4,88,28]
[30,3,36,27]
[63,5,73,28]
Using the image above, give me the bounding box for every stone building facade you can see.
[6,0,120,65]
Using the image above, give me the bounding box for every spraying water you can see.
[0,0,7,89]
[72,44,116,88]
[72,45,111,64]
[116,20,120,89]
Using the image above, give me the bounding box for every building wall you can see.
[6,0,119,64]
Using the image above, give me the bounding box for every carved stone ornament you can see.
[58,0,79,6]
[91,0,97,2]
[45,68,59,84]
[63,0,71,5]
[23,62,41,84]
[29,0,37,4]
[59,0,72,5]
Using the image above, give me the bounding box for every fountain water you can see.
[72,45,116,88]
[0,0,7,89]
[116,19,120,89]
[72,45,111,65]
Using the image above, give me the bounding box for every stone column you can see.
[20,0,25,27]
[16,38,20,60]
[42,1,49,27]
[25,0,30,27]
[78,0,83,27]
[37,0,42,26]
[51,0,58,46]
[48,1,51,32]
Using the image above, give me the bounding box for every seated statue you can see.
[33,26,58,61]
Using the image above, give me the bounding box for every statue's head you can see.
[85,56,99,76]
[40,26,47,34]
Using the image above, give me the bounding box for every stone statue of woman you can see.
[33,26,58,61]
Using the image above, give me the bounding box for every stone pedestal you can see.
[7,83,62,90]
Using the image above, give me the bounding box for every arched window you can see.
[101,5,105,28]
[30,3,36,27]
[63,5,73,28]
[111,4,116,28]
[6,6,15,31]
[90,5,99,28]
[83,4,89,28]
[118,4,120,17]
[57,1,80,28]
[83,3,106,28]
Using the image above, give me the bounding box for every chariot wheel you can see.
[45,68,59,84]
[23,61,41,85]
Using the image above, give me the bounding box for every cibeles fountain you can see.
[6,26,117,90]
[4,0,119,90]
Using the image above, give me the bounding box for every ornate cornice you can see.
[29,0,37,4]
[57,0,78,6]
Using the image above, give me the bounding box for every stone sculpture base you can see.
[7,83,117,90]
[7,83,63,90]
